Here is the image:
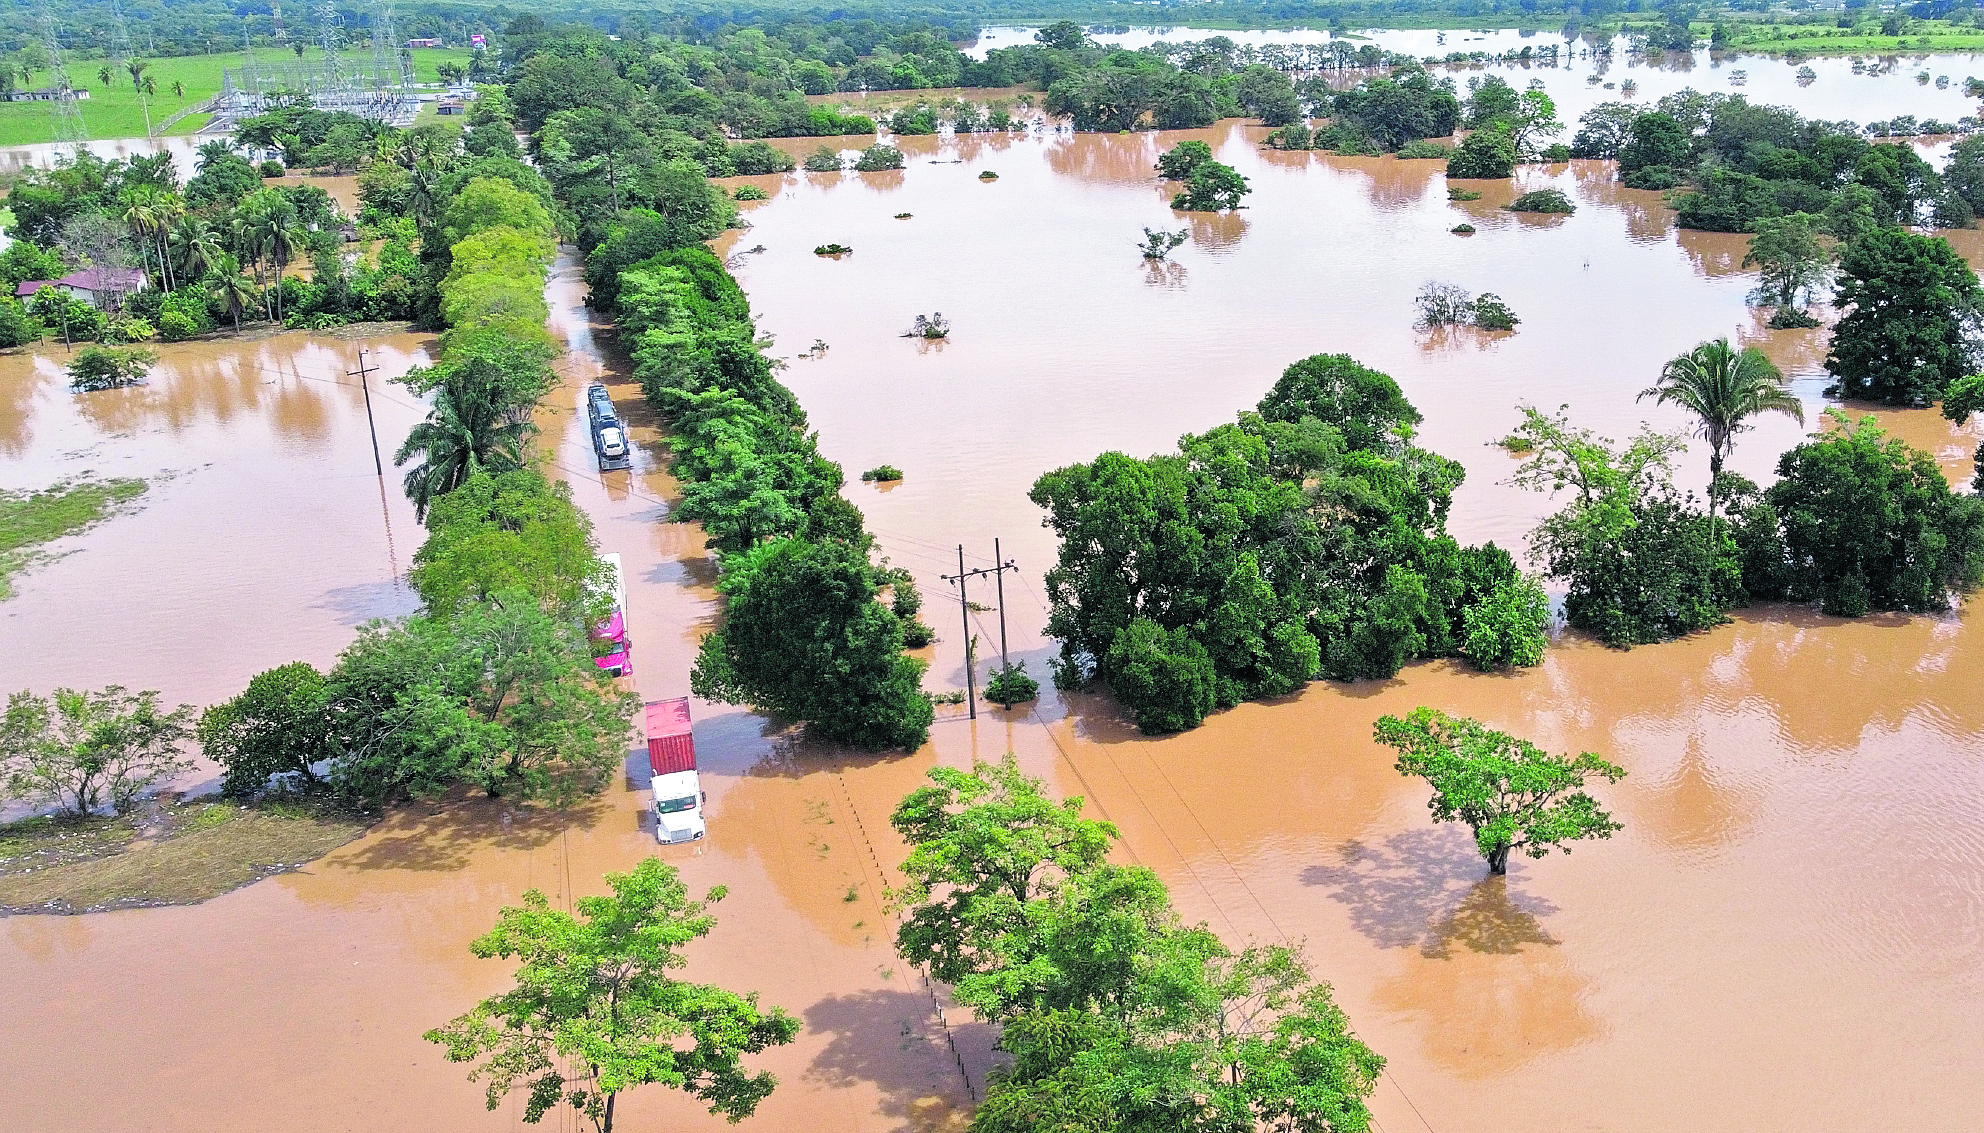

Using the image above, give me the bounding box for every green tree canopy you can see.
[1034,355,1537,732]
[1763,411,1984,615]
[1444,126,1516,179]
[888,760,1386,1132]
[426,858,799,1133]
[1,686,193,817]
[889,754,1118,992]
[411,467,608,621]
[1510,406,1743,645]
[1170,160,1251,211]
[691,537,933,751]
[1374,706,1626,875]
[1824,227,1983,407]
[198,662,331,798]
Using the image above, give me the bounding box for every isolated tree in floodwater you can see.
[1374,706,1625,875]
[1640,337,1802,498]
[889,754,1118,991]
[425,858,799,1133]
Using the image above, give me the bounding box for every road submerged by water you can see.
[4,116,1984,1130]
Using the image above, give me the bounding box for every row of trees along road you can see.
[499,18,939,752]
[205,122,640,809]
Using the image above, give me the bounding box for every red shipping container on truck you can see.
[645,697,697,775]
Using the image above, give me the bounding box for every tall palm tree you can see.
[214,255,256,331]
[258,207,302,322]
[118,188,164,287]
[1640,338,1805,510]
[168,216,223,282]
[394,372,535,521]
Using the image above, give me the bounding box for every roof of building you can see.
[15,267,147,298]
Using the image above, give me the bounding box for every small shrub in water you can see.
[1448,187,1482,201]
[1140,227,1188,260]
[978,170,999,181]
[1396,139,1453,159]
[68,345,158,391]
[803,146,842,172]
[814,243,853,256]
[904,313,949,339]
[985,662,1040,707]
[861,464,904,482]
[1452,223,1476,235]
[854,144,905,172]
[1507,188,1576,214]
[1769,307,1821,329]
[1471,293,1520,330]
[734,185,770,201]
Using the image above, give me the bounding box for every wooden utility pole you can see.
[941,542,1021,712]
[347,346,383,476]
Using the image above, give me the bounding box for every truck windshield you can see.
[656,794,698,814]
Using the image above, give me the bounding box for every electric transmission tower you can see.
[109,0,152,136]
[271,2,289,47]
[317,3,344,85]
[378,3,413,88]
[36,1,86,149]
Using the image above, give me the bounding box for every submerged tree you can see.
[426,859,799,1133]
[1374,706,1626,875]
[890,757,1387,1131]
[1140,226,1188,260]
[1640,338,1803,500]
[1825,227,1984,407]
[0,686,194,818]
[1742,213,1833,325]
[1170,160,1251,211]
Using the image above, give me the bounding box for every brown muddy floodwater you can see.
[4,121,1984,1133]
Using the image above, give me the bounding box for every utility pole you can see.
[347,346,383,476]
[941,542,1021,713]
[946,545,976,719]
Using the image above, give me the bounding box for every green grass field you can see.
[0,46,475,147]
[1721,25,1984,56]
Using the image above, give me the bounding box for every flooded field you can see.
[6,74,1984,1133]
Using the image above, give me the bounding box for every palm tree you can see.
[394,372,535,521]
[97,65,113,87]
[172,80,184,98]
[168,217,223,282]
[126,60,153,135]
[119,188,164,287]
[214,255,256,331]
[257,207,303,322]
[1640,338,1805,510]
[196,138,235,172]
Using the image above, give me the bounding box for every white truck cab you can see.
[652,769,706,844]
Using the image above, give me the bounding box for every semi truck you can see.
[645,697,707,845]
[590,552,631,677]
[586,382,633,471]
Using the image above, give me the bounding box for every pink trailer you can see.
[645,698,696,775]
